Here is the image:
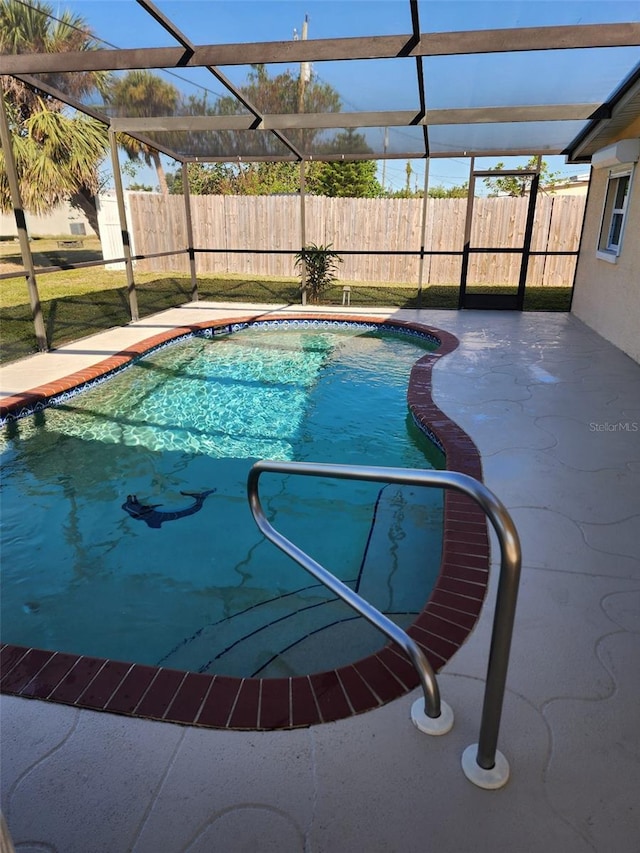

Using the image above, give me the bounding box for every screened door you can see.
[459,162,539,310]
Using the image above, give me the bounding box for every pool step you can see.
[255,609,416,678]
[357,484,443,612]
[158,485,442,678]
[157,582,352,676]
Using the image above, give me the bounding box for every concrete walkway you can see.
[2,304,639,852]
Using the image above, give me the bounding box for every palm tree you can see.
[0,96,108,214]
[107,71,180,196]
[0,0,110,233]
[0,0,110,114]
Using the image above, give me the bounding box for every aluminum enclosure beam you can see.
[2,23,639,74]
[180,147,567,163]
[108,103,604,135]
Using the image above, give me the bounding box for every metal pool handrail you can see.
[248,462,449,735]
[247,460,522,788]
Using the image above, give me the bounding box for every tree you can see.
[170,70,381,198]
[121,157,153,191]
[0,0,110,118]
[180,65,342,162]
[107,70,179,195]
[483,157,561,197]
[0,0,110,234]
[127,182,153,192]
[212,64,341,156]
[168,163,229,195]
[239,161,301,195]
[310,159,382,198]
[0,96,108,213]
[428,182,469,198]
[309,129,382,198]
[386,188,423,198]
[169,130,383,199]
[168,161,301,195]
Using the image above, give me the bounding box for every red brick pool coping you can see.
[0,314,490,730]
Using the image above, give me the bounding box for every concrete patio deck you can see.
[1,303,639,852]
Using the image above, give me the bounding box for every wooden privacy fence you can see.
[127,193,586,287]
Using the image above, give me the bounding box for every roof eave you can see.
[565,62,640,162]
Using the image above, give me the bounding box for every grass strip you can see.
[0,273,572,364]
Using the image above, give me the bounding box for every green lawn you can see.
[0,258,572,364]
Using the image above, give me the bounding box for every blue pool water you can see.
[0,324,445,677]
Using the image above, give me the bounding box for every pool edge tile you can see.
[196,675,242,728]
[335,665,381,715]
[19,652,80,700]
[164,671,214,725]
[105,665,159,715]
[290,676,322,728]
[135,668,187,721]
[76,660,133,710]
[1,648,53,694]
[227,678,260,729]
[309,671,351,723]
[49,657,108,705]
[258,678,291,729]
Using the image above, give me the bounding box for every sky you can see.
[52,0,640,192]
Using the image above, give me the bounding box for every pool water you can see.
[0,325,445,677]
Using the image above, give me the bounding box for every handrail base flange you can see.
[411,698,454,736]
[461,744,510,789]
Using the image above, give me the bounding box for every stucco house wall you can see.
[548,177,589,196]
[571,116,640,363]
[0,200,96,239]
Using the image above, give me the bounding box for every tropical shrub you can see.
[294,242,342,303]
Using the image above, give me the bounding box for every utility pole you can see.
[295,14,310,112]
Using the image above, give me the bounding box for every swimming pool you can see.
[0,315,490,730]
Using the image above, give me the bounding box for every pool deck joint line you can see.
[0,314,489,731]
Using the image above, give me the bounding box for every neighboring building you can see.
[544,174,590,196]
[567,67,640,364]
[0,199,96,239]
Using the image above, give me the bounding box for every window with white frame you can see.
[597,166,634,261]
